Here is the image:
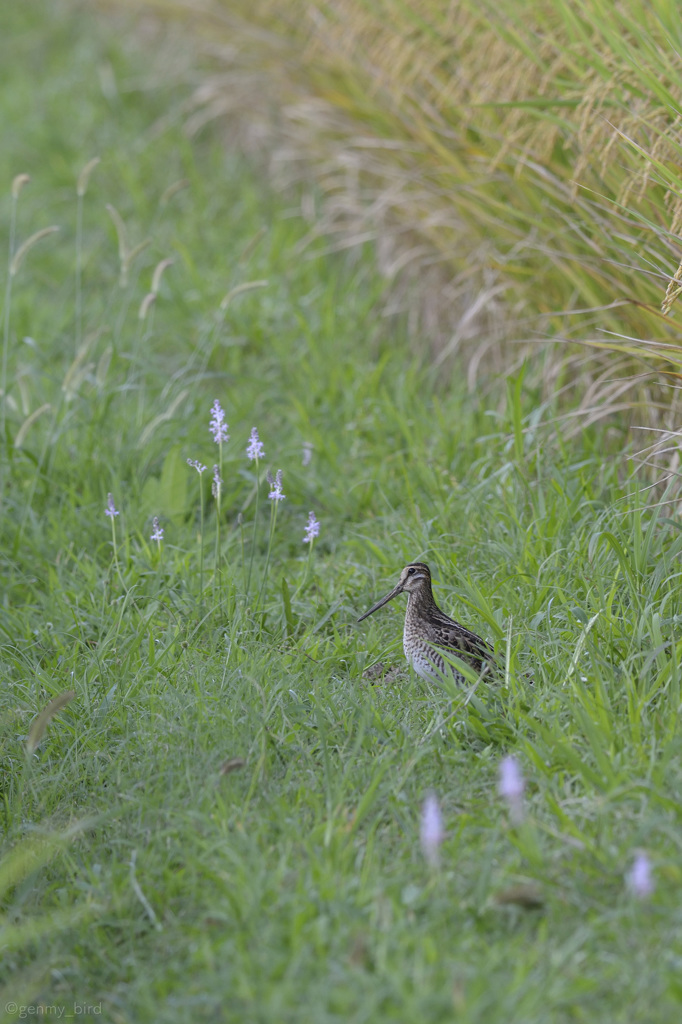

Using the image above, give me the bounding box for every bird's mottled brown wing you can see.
[431,618,493,673]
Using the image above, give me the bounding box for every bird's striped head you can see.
[357,562,432,622]
[397,562,432,593]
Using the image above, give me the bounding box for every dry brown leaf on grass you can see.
[494,883,544,910]
[219,757,246,775]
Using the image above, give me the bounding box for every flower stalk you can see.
[187,459,207,604]
[245,428,265,599]
[257,469,285,611]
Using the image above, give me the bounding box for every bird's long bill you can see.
[357,583,403,623]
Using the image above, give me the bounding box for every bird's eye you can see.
[407,567,416,575]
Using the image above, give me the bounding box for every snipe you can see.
[357,562,492,683]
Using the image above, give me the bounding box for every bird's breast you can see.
[403,627,446,681]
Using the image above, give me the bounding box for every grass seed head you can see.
[138,292,156,321]
[151,257,174,295]
[26,691,76,755]
[160,178,190,207]
[10,226,60,277]
[661,258,682,316]
[76,156,100,198]
[11,173,30,198]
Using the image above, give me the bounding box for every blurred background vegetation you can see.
[112,0,682,436]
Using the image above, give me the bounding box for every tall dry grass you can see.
[110,0,682,440]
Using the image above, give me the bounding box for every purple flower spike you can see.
[209,399,229,444]
[246,427,265,461]
[420,791,444,868]
[187,458,206,475]
[268,469,285,502]
[627,851,654,899]
[498,755,525,824]
[104,493,119,518]
[303,511,320,543]
[150,517,164,542]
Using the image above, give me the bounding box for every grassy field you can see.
[3,3,682,1022]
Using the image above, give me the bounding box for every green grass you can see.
[2,3,682,1022]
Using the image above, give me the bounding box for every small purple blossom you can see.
[267,469,285,502]
[302,441,313,467]
[209,399,229,445]
[246,427,265,461]
[303,511,320,544]
[420,791,444,868]
[626,851,654,899]
[498,755,525,824]
[150,517,164,542]
[212,464,222,501]
[187,458,206,474]
[104,493,119,518]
